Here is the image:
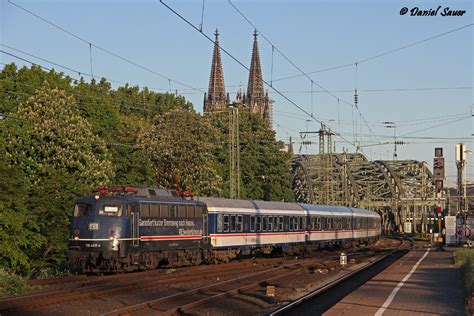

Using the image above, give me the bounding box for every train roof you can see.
[197,197,303,213]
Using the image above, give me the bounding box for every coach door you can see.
[202,209,209,244]
[131,206,139,247]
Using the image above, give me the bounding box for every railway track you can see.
[0,238,404,315]
[102,250,390,315]
[0,259,279,314]
[269,238,412,315]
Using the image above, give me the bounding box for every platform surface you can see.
[324,248,466,316]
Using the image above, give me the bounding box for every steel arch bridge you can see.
[291,153,439,233]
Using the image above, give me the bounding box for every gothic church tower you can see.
[243,30,272,127]
[203,29,229,112]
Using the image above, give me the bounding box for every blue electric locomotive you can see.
[68,187,381,273]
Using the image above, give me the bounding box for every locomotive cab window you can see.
[74,203,92,217]
[99,203,122,217]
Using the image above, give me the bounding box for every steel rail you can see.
[269,239,410,315]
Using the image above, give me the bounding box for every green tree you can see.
[111,113,155,186]
[4,88,114,185]
[0,64,72,115]
[2,88,113,272]
[139,109,223,196]
[0,155,45,273]
[208,110,293,201]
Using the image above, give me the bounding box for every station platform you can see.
[324,248,466,316]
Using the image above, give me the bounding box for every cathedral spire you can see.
[204,29,227,112]
[246,29,265,113]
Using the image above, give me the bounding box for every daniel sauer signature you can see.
[400,6,466,16]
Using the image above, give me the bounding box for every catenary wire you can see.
[159,0,363,152]
[7,0,205,93]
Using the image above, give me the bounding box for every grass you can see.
[454,248,474,309]
[0,268,28,296]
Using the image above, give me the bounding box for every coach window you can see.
[230,215,236,232]
[262,216,267,231]
[289,217,293,231]
[326,218,331,230]
[223,214,230,232]
[310,216,315,230]
[278,216,283,231]
[256,216,262,231]
[294,217,298,230]
[169,205,177,218]
[273,217,278,231]
[140,204,150,218]
[268,216,273,231]
[217,214,223,232]
[237,215,243,232]
[250,216,256,232]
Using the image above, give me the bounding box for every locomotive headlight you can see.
[74,236,79,240]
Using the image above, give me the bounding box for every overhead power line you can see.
[271,23,473,83]
[0,48,187,97]
[227,0,380,144]
[7,0,204,93]
[159,0,362,152]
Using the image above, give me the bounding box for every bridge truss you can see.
[291,153,442,233]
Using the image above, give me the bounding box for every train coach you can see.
[68,187,381,273]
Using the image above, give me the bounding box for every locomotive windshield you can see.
[98,203,123,217]
[74,203,92,217]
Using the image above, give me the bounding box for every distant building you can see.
[204,29,273,127]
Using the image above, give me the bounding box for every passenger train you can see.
[68,187,381,273]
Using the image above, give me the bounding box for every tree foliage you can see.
[208,111,293,201]
[4,88,114,186]
[139,109,223,196]
[0,63,294,277]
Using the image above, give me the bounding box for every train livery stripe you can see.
[210,228,379,238]
[140,235,202,241]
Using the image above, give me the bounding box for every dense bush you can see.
[455,249,474,307]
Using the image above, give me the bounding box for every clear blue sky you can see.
[1,0,472,185]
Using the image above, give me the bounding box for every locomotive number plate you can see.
[88,222,99,230]
[85,243,101,248]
